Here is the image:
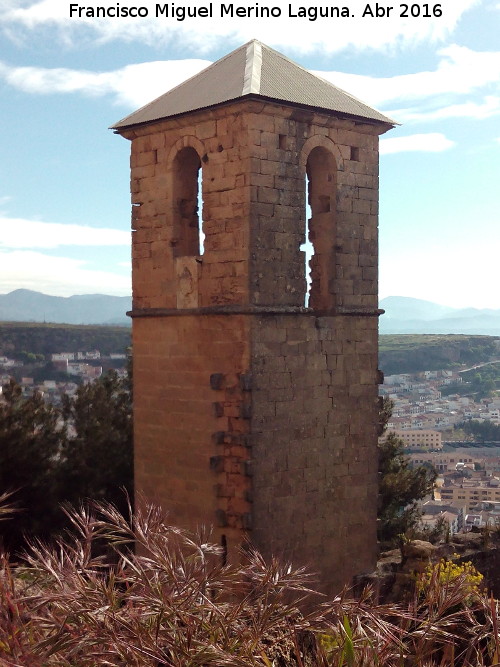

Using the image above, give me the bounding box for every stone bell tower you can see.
[113,40,394,595]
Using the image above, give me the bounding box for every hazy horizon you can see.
[1,289,498,314]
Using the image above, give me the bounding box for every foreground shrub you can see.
[0,501,499,666]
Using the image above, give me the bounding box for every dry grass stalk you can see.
[0,500,499,666]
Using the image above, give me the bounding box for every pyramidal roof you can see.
[112,40,394,130]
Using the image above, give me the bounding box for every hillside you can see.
[0,322,131,358]
[0,290,131,325]
[379,334,500,375]
[2,323,499,378]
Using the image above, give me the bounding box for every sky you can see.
[0,0,499,309]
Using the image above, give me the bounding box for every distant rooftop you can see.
[112,40,395,130]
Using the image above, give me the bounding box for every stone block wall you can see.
[133,313,252,550]
[125,103,253,311]
[244,102,380,311]
[250,313,379,594]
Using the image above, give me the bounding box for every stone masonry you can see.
[114,42,394,595]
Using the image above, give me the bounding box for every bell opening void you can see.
[305,146,337,311]
[172,146,204,256]
[198,169,205,255]
[300,175,314,307]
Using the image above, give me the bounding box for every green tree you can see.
[377,398,436,546]
[0,370,133,551]
[460,419,500,443]
[17,350,42,364]
[0,380,64,551]
[60,370,133,517]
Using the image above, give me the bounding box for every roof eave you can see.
[111,94,397,135]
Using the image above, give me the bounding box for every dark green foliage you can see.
[377,398,437,545]
[0,371,133,552]
[0,380,64,550]
[379,334,499,375]
[417,515,450,545]
[466,365,498,396]
[378,396,394,435]
[441,364,500,399]
[459,419,500,443]
[32,361,76,384]
[378,432,437,545]
[60,370,133,517]
[0,322,130,359]
[17,350,45,364]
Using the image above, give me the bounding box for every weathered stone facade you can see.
[116,46,392,593]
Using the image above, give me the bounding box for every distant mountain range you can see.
[380,296,500,335]
[1,291,499,334]
[0,290,131,326]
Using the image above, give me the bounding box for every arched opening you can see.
[172,146,204,256]
[305,146,337,311]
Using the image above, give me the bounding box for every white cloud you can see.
[380,133,455,155]
[0,216,129,249]
[389,96,500,122]
[316,44,500,107]
[0,0,480,53]
[0,249,131,296]
[0,59,210,107]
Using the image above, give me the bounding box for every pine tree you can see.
[60,370,133,516]
[0,379,64,551]
[0,370,133,551]
[377,398,436,545]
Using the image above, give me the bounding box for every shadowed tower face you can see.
[113,40,394,595]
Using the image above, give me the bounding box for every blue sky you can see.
[0,0,499,308]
